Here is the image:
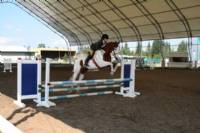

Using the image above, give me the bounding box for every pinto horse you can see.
[72,41,121,80]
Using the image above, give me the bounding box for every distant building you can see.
[34,48,76,59]
[33,48,76,63]
[0,47,76,64]
[168,52,191,68]
[0,46,35,63]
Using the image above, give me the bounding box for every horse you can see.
[72,41,121,81]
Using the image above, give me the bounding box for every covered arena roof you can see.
[14,0,200,46]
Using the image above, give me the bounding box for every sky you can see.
[0,2,199,54]
[0,2,67,50]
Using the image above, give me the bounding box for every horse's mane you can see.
[102,41,119,62]
[102,41,119,52]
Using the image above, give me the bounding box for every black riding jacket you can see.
[90,40,103,51]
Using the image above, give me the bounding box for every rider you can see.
[84,34,109,66]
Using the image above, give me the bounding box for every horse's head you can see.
[102,41,120,62]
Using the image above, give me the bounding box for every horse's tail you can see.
[80,59,88,74]
[80,60,84,67]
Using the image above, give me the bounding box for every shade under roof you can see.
[15,0,200,46]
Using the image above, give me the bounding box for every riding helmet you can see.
[101,34,109,40]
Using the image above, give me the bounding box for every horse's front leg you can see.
[113,62,120,73]
[108,62,115,75]
[110,63,120,75]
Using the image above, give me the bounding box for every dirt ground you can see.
[0,65,200,133]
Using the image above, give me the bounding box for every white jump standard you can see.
[14,60,41,108]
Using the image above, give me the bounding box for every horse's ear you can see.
[115,41,120,45]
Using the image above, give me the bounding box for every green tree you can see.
[151,40,162,57]
[121,43,132,55]
[146,42,151,57]
[177,41,187,52]
[63,53,68,62]
[135,42,142,56]
[162,41,171,57]
[37,43,46,48]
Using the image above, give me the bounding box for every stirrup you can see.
[84,63,89,67]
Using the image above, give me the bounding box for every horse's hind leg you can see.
[72,59,84,81]
[78,74,84,81]
[78,67,87,80]
[72,70,80,81]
